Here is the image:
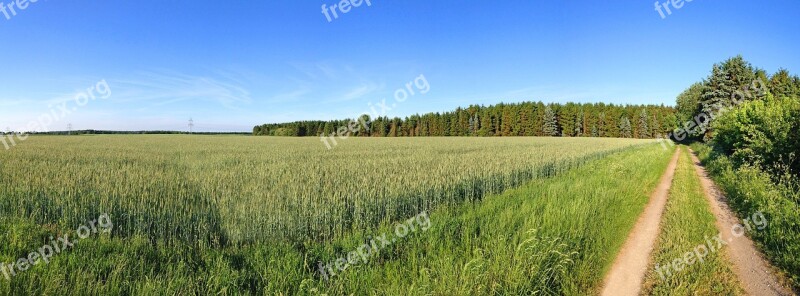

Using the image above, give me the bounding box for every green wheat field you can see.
[0,136,662,294]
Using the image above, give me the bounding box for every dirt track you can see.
[688,150,794,296]
[600,148,681,296]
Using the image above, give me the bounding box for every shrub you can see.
[712,95,800,178]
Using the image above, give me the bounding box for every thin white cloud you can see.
[330,82,385,103]
[0,98,37,107]
[109,71,252,110]
[317,63,337,79]
[269,89,313,103]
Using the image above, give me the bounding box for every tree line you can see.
[254,102,676,139]
[673,55,800,177]
[673,55,800,141]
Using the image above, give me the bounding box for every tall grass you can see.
[692,143,800,289]
[290,142,674,295]
[0,139,670,295]
[0,136,653,246]
[643,147,742,295]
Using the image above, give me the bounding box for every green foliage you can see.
[699,56,763,137]
[638,109,650,138]
[618,116,632,138]
[255,101,676,139]
[574,109,585,136]
[675,83,705,138]
[769,69,800,99]
[673,56,787,142]
[675,56,800,290]
[542,105,560,136]
[712,95,800,178]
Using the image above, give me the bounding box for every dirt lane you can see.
[688,150,794,296]
[600,148,681,296]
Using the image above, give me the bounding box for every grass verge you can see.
[642,146,742,295]
[692,143,800,290]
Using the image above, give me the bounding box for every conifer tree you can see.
[619,116,632,138]
[543,105,560,136]
[638,109,650,138]
[574,110,584,136]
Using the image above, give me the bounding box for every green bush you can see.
[712,95,800,178]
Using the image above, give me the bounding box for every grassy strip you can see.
[298,143,675,295]
[692,143,800,289]
[0,143,672,295]
[642,146,742,295]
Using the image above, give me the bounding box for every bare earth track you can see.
[601,148,795,295]
[601,148,681,296]
[689,150,795,296]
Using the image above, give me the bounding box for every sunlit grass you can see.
[293,142,674,295]
[692,143,800,289]
[0,135,653,245]
[643,147,742,295]
[0,136,665,294]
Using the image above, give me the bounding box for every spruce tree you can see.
[597,112,606,137]
[769,69,797,98]
[542,105,560,136]
[638,109,650,138]
[619,116,632,138]
[574,110,584,136]
[699,56,760,139]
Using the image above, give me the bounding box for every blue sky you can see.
[0,0,798,132]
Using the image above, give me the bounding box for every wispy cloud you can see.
[317,63,337,79]
[280,62,387,104]
[330,82,385,103]
[269,89,313,103]
[0,98,37,108]
[109,70,252,110]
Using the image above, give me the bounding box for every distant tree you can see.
[597,112,607,137]
[638,109,650,138]
[388,118,399,137]
[619,116,632,138]
[542,105,560,136]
